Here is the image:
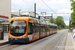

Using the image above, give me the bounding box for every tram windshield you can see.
[10,20,27,36]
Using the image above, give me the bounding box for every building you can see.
[40,16,52,22]
[12,11,39,18]
[0,0,11,31]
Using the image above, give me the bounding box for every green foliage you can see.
[66,25,69,29]
[49,18,56,24]
[56,16,66,28]
[70,0,74,2]
[71,12,75,22]
[71,2,75,11]
[49,16,66,28]
[70,0,75,27]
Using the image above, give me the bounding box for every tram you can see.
[9,17,57,43]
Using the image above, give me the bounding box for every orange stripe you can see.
[29,38,39,42]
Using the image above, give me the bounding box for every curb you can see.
[0,41,8,46]
[70,33,75,50]
[0,38,8,46]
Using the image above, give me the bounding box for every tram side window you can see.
[54,27,56,30]
[54,27,55,30]
[47,25,48,32]
[40,25,43,33]
[48,25,50,31]
[45,25,47,32]
[50,26,51,31]
[35,24,39,33]
[50,26,52,31]
[28,22,35,35]
[31,23,35,33]
[55,27,56,31]
[54,27,55,31]
[56,27,57,30]
[47,25,50,32]
[53,26,54,31]
[52,26,53,31]
[28,23,30,33]
[42,25,45,32]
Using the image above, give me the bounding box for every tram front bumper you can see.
[9,38,29,43]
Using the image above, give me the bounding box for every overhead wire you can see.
[56,0,63,13]
[22,0,33,7]
[56,0,64,17]
[42,0,56,14]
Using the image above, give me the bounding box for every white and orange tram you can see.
[9,17,57,43]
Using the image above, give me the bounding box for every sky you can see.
[11,0,72,25]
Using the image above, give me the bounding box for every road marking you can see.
[43,37,57,50]
[43,30,67,50]
[56,32,67,50]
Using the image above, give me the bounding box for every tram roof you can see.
[11,17,31,20]
[10,17,36,23]
[40,21,46,25]
[46,21,57,26]
[50,23,57,26]
[11,17,57,26]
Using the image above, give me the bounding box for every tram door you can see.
[28,22,35,41]
[28,22,32,40]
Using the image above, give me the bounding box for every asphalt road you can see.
[0,29,68,50]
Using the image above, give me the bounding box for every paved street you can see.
[0,29,68,50]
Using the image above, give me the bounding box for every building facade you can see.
[12,11,39,18]
[0,0,11,31]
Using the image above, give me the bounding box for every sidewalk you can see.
[0,33,8,45]
[65,32,75,50]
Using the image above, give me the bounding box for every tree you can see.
[56,16,66,28]
[70,0,75,27]
[49,18,56,24]
[66,25,69,29]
